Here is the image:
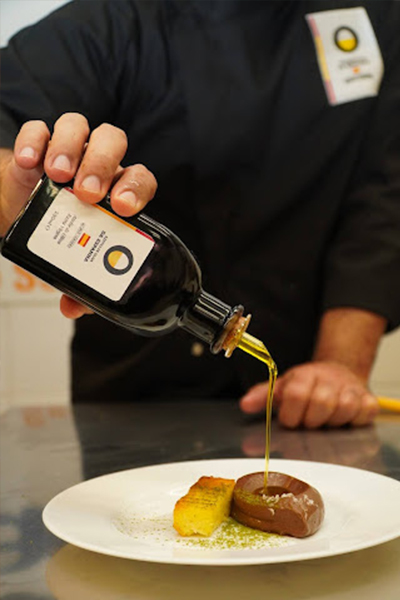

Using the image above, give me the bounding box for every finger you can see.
[351,392,379,426]
[44,113,90,183]
[271,376,284,405]
[73,123,128,203]
[327,388,361,427]
[14,120,51,175]
[239,381,270,414]
[1,125,49,235]
[278,374,314,429]
[110,164,158,216]
[60,294,94,319]
[303,383,337,429]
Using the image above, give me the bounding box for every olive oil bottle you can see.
[0,177,260,357]
[1,176,278,489]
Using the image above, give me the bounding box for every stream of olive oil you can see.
[237,332,277,493]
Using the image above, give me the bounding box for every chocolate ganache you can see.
[231,472,324,538]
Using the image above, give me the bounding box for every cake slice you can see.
[173,476,235,536]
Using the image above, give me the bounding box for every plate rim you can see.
[42,458,400,566]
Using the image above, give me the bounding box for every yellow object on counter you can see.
[378,397,400,413]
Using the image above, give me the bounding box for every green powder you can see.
[176,518,288,550]
[114,515,291,551]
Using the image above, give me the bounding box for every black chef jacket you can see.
[1,0,400,402]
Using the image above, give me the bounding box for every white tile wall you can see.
[0,0,69,45]
[371,328,400,398]
[0,258,73,412]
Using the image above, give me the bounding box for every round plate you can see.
[43,459,400,566]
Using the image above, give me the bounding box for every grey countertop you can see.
[1,400,399,599]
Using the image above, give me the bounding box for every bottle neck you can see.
[180,290,250,355]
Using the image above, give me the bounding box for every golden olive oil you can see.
[238,332,277,493]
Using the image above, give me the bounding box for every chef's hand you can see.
[239,361,379,428]
[0,113,157,318]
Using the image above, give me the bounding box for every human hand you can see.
[0,112,157,318]
[239,361,379,428]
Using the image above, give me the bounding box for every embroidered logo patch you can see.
[306,7,384,105]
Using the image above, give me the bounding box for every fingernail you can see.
[19,146,36,159]
[52,154,71,171]
[118,190,138,208]
[81,175,101,193]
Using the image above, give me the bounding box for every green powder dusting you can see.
[114,513,291,551]
[176,518,288,550]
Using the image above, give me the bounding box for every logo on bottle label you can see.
[103,245,134,275]
[27,187,155,300]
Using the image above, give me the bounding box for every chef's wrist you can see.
[312,307,387,381]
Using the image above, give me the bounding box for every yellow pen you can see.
[378,397,400,413]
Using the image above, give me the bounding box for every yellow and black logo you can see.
[103,245,134,276]
[334,26,358,52]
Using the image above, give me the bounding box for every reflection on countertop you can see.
[46,539,400,600]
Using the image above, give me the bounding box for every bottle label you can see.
[27,187,155,300]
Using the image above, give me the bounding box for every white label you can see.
[306,7,384,105]
[27,187,155,301]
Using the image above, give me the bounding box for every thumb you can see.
[0,150,43,235]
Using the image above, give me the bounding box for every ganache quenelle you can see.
[230,472,325,538]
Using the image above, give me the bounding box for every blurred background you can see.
[0,0,73,413]
[1,0,400,413]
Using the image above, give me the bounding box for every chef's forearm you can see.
[312,307,387,381]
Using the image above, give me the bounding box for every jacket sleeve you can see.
[322,8,400,330]
[0,0,139,147]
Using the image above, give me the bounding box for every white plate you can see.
[43,458,400,566]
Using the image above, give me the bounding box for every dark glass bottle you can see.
[0,177,251,356]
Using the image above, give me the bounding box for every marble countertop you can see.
[1,400,399,599]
